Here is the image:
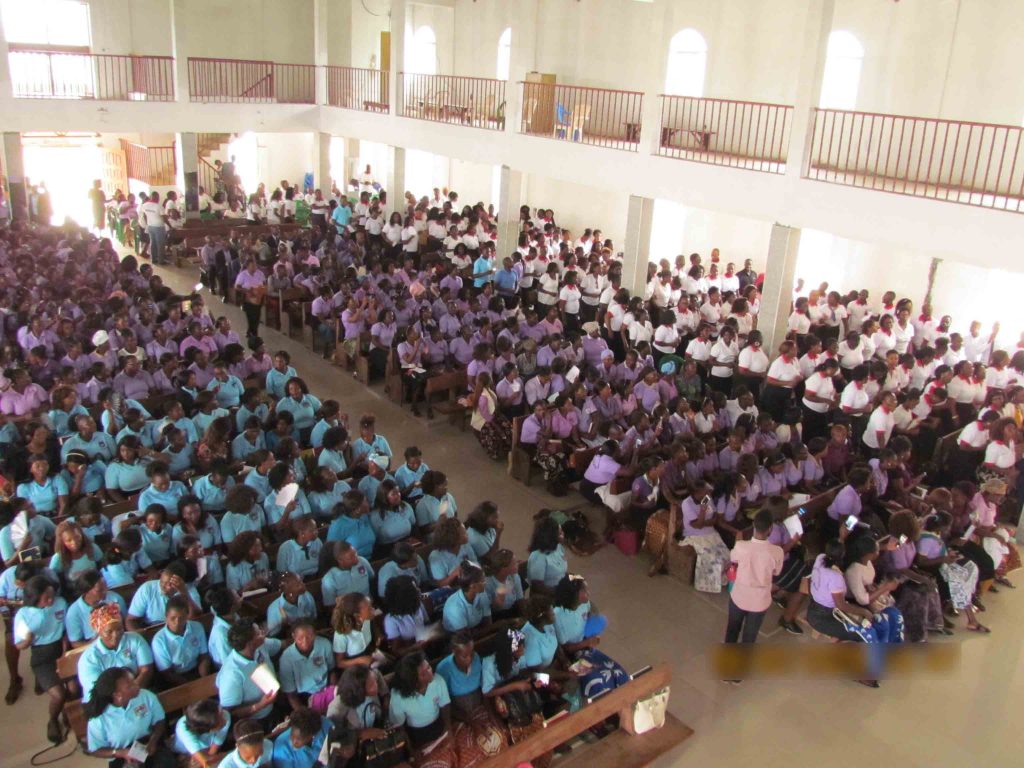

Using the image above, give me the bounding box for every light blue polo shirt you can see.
[61,432,116,464]
[151,619,208,673]
[244,471,272,503]
[191,474,235,512]
[87,688,165,752]
[526,545,568,589]
[47,404,89,438]
[78,632,154,701]
[272,719,331,768]
[332,621,372,658]
[485,573,524,612]
[351,435,392,466]
[388,676,450,728]
[127,580,201,626]
[0,565,57,617]
[357,472,395,508]
[308,480,351,520]
[137,482,189,520]
[309,419,336,449]
[428,545,478,582]
[208,375,245,408]
[61,464,106,495]
[265,365,297,400]
[219,506,266,544]
[65,593,127,644]
[435,652,483,698]
[104,460,151,494]
[482,653,526,694]
[172,518,223,553]
[264,489,313,527]
[165,444,195,475]
[232,432,267,461]
[326,515,376,558]
[265,592,317,637]
[467,527,497,559]
[217,641,282,720]
[0,515,55,561]
[321,560,374,607]
[275,539,322,579]
[13,597,67,645]
[49,542,103,577]
[377,557,428,596]
[278,635,332,694]
[414,493,458,527]
[140,525,174,563]
[521,621,559,668]
[220,741,272,768]
[367,504,415,544]
[225,554,270,593]
[16,476,69,514]
[208,614,232,667]
[553,602,591,645]
[193,408,230,438]
[235,403,270,433]
[317,448,347,474]
[173,709,231,755]
[442,588,491,632]
[276,394,322,431]
[394,462,430,501]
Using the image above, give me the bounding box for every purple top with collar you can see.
[810,554,846,607]
[827,484,862,521]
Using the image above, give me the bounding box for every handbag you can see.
[503,687,545,727]
[621,686,670,735]
[361,726,408,768]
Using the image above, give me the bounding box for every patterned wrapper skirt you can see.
[681,532,731,593]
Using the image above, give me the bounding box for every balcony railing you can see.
[326,66,389,113]
[120,139,177,186]
[807,109,1024,214]
[658,95,792,174]
[8,50,174,101]
[520,82,643,152]
[398,73,506,130]
[187,57,316,104]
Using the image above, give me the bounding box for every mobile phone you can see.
[17,546,41,563]
[181,299,192,313]
[898,534,908,545]
[797,506,808,517]
[534,672,550,686]
[844,515,859,531]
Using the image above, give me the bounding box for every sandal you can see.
[966,623,991,634]
[995,576,1015,588]
[46,718,65,745]
[4,677,22,705]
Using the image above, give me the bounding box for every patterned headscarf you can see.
[89,602,122,634]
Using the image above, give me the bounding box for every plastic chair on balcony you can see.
[570,104,591,142]
[554,102,572,138]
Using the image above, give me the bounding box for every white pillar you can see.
[622,195,655,297]
[175,132,200,219]
[506,4,537,136]
[313,0,329,105]
[315,132,332,192]
[788,0,835,178]
[497,165,525,255]
[169,0,191,103]
[0,9,14,100]
[2,133,26,221]
[638,0,674,155]
[344,137,360,193]
[389,0,407,116]
[759,224,802,352]
[388,146,406,210]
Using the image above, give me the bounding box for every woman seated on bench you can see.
[552,575,628,699]
[84,666,173,768]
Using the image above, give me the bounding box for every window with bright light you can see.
[650,198,688,264]
[819,30,863,110]
[408,25,437,76]
[665,28,707,98]
[1,0,91,47]
[227,132,259,194]
[496,27,511,80]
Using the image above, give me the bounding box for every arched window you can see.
[496,27,512,81]
[665,28,707,98]
[408,25,437,75]
[819,31,863,110]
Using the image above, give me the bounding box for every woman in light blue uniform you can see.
[326,490,376,559]
[205,587,242,669]
[84,667,171,767]
[139,505,174,565]
[17,454,68,516]
[101,528,153,588]
[368,480,415,551]
[382,576,432,653]
[485,549,525,619]
[526,515,568,593]
[77,602,155,704]
[435,631,510,752]
[46,386,88,439]
[387,651,453,755]
[414,470,458,530]
[173,495,224,584]
[552,574,628,699]
[351,414,393,468]
[219,486,266,545]
[225,532,270,594]
[216,622,283,722]
[394,446,429,502]
[49,519,103,579]
[219,719,273,768]
[265,573,316,638]
[376,542,429,597]
[277,621,333,705]
[306,467,352,520]
[319,541,374,608]
[207,365,245,409]
[316,426,350,475]
[190,460,235,513]
[173,699,231,763]
[331,592,378,668]
[0,499,56,564]
[309,399,343,449]
[429,517,479,587]
[275,378,321,441]
[137,461,189,522]
[235,388,270,433]
[65,569,127,647]
[150,595,211,686]
[231,416,267,461]
[264,462,312,530]
[465,501,503,562]
[442,562,492,632]
[13,575,68,743]
[265,351,297,400]
[126,562,201,630]
[102,437,152,501]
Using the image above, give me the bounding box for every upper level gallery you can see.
[1,0,1022,270]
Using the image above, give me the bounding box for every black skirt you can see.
[405,717,446,749]
[30,640,63,691]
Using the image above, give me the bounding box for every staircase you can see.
[197,132,232,195]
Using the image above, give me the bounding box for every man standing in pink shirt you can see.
[725,509,784,648]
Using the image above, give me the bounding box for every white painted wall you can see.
[524,174,629,246]
[255,132,315,190]
[449,158,494,206]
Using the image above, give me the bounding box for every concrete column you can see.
[175,132,200,219]
[388,146,406,210]
[169,0,191,104]
[638,0,675,155]
[506,4,538,135]
[315,132,332,192]
[621,195,655,297]
[759,224,802,352]
[344,137,360,194]
[788,0,835,178]
[496,165,525,256]
[2,133,26,222]
[313,0,329,105]
[389,0,407,116]
[0,8,14,100]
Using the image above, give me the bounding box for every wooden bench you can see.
[508,416,539,485]
[477,662,690,768]
[425,368,469,429]
[64,674,218,746]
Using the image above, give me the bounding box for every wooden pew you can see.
[508,416,538,485]
[478,663,690,768]
[64,674,218,746]
[383,348,404,406]
[425,368,470,429]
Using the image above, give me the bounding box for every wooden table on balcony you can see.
[688,129,716,151]
[442,103,471,123]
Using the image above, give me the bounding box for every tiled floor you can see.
[3,259,1020,768]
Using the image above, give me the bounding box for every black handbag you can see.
[361,727,408,768]
[503,687,545,727]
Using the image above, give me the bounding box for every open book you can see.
[783,514,803,538]
[249,663,280,695]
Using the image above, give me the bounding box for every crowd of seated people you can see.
[0,221,639,767]
[217,181,1024,651]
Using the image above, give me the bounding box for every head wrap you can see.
[981,478,1007,495]
[89,602,122,634]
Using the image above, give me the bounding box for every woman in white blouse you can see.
[736,330,769,399]
[708,326,739,396]
[761,340,801,422]
[801,359,840,443]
